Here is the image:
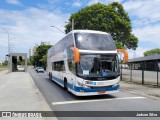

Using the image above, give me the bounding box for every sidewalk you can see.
[120,81,160,99]
[0,70,55,120]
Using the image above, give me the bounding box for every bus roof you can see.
[68,30,110,35]
[47,30,113,55]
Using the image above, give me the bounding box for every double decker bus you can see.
[47,30,128,96]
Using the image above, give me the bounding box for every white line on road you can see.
[52,96,145,105]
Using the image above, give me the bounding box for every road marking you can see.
[52,96,145,105]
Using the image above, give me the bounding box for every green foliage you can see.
[32,44,52,68]
[115,41,126,49]
[0,65,7,68]
[40,55,47,70]
[2,60,8,66]
[144,48,160,56]
[17,60,25,65]
[65,2,138,50]
[0,60,7,68]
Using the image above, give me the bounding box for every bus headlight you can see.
[113,82,120,87]
[77,81,83,86]
[77,81,90,88]
[83,84,90,88]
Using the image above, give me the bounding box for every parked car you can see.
[35,67,40,71]
[37,67,44,73]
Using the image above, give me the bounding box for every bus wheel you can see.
[64,79,68,91]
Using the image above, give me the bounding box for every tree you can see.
[40,55,47,70]
[2,60,8,66]
[32,44,52,68]
[144,48,160,56]
[65,2,138,50]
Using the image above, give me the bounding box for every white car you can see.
[37,67,44,73]
[35,67,39,71]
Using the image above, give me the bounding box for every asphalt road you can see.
[28,67,160,120]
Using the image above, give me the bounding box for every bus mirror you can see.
[71,47,80,63]
[117,49,128,63]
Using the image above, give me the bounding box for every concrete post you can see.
[9,54,12,72]
[142,62,144,85]
[120,66,122,80]
[157,60,159,86]
[25,55,27,72]
[130,64,132,82]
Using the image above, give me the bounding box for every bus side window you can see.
[59,61,65,71]
[52,62,54,70]
[53,61,65,71]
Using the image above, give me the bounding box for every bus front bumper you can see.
[72,84,120,96]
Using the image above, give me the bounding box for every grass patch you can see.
[0,65,7,69]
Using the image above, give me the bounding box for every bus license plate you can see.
[98,90,105,94]
[97,82,104,86]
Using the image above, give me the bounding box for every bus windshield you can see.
[77,54,119,79]
[74,33,116,51]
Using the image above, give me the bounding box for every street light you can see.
[0,25,10,72]
[51,26,65,34]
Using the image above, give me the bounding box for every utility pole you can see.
[65,18,74,31]
[72,19,74,30]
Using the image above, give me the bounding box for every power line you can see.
[132,16,160,25]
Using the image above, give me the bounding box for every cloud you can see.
[87,0,109,6]
[87,0,123,6]
[0,8,70,60]
[133,24,160,45]
[6,0,22,6]
[123,0,160,24]
[124,0,160,17]
[72,2,81,7]
[122,0,160,49]
[128,47,148,59]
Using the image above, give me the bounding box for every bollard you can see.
[130,64,132,82]
[142,62,144,85]
[120,66,122,80]
[157,69,159,86]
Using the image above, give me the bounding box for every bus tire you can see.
[64,78,68,91]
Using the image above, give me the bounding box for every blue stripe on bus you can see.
[52,76,119,92]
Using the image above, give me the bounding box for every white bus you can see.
[47,30,128,96]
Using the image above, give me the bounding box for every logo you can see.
[98,77,107,80]
[2,112,11,117]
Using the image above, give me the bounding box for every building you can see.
[8,53,27,72]
[29,41,50,58]
[128,54,160,71]
[29,49,34,58]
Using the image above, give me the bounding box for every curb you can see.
[27,71,58,120]
[120,81,160,100]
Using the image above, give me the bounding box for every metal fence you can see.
[120,64,159,86]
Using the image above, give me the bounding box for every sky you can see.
[0,0,160,61]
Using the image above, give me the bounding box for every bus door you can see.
[53,61,64,85]
[58,61,65,84]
